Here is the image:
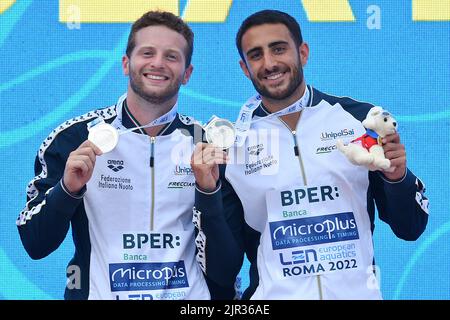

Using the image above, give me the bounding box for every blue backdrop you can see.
[1,0,449,299]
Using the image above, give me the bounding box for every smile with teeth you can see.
[144,73,168,80]
[264,72,285,80]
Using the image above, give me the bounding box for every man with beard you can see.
[17,11,216,300]
[191,10,429,299]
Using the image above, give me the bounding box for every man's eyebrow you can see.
[136,46,182,53]
[268,40,289,48]
[136,46,154,51]
[245,41,289,56]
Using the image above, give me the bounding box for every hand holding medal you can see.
[190,116,235,192]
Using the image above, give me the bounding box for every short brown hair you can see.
[126,11,194,67]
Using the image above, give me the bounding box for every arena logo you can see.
[107,159,124,172]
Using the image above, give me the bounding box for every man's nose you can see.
[263,53,277,70]
[150,53,165,68]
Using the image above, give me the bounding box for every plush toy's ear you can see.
[363,106,382,129]
[369,106,383,117]
[362,117,375,129]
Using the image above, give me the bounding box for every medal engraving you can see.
[88,122,119,153]
[204,117,236,149]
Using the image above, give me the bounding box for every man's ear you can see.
[122,55,129,76]
[299,42,309,67]
[239,60,250,79]
[182,64,194,85]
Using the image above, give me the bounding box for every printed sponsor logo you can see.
[317,243,357,261]
[167,181,195,189]
[109,261,188,292]
[123,254,148,261]
[115,291,186,300]
[320,129,355,141]
[245,155,277,175]
[282,209,309,219]
[174,165,193,175]
[247,143,264,156]
[278,248,327,277]
[277,243,359,278]
[316,145,337,154]
[269,212,359,250]
[279,248,318,265]
[98,174,133,190]
[123,233,181,249]
[116,293,154,300]
[280,185,339,206]
[107,159,124,172]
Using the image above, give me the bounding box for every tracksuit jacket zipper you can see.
[280,114,324,300]
[150,136,155,231]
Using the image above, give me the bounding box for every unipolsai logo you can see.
[174,165,194,175]
[320,129,355,141]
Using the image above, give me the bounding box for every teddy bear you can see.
[336,106,397,172]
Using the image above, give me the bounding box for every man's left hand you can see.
[381,133,407,181]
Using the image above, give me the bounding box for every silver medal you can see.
[87,119,119,153]
[204,116,236,149]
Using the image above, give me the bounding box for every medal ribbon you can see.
[234,86,310,146]
[115,93,178,135]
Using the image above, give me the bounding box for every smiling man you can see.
[17,11,215,300]
[191,10,429,300]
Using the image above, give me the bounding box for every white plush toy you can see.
[336,106,397,172]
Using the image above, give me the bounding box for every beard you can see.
[129,64,184,105]
[250,63,304,101]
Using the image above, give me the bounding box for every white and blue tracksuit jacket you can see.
[194,86,429,300]
[17,98,220,300]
